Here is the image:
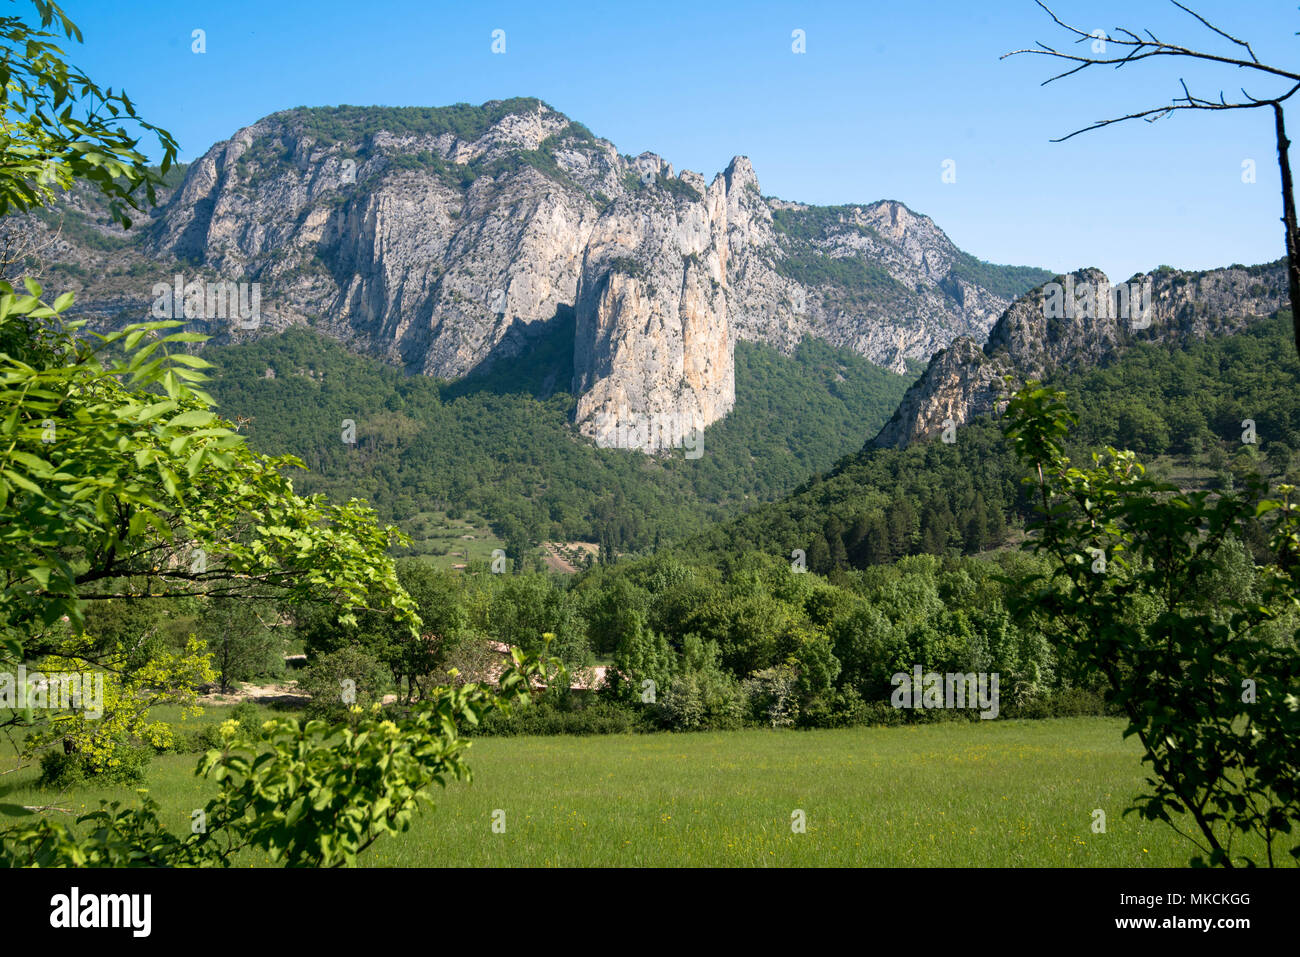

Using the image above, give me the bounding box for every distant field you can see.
[7,716,1282,867]
[393,509,508,570]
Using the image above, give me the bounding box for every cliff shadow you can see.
[440,305,576,402]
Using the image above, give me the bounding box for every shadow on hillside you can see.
[441,305,577,402]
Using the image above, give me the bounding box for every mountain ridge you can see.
[870,260,1288,449]
[26,97,1052,451]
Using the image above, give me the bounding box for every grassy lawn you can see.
[7,715,1279,867]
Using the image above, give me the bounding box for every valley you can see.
[2,0,1298,886]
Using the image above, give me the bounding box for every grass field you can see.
[7,715,1282,867]
[392,509,508,570]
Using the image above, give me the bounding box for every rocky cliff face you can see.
[142,101,613,378]
[572,161,735,449]
[36,98,1056,452]
[726,195,1013,373]
[870,263,1289,449]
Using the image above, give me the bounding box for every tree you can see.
[1005,382,1299,866]
[960,493,989,553]
[298,560,471,703]
[660,633,745,730]
[0,292,419,655]
[886,498,916,556]
[791,627,841,724]
[849,513,890,567]
[607,613,675,705]
[806,535,832,575]
[1005,1,1300,356]
[583,575,649,657]
[0,1,177,226]
[198,598,282,694]
[22,634,214,783]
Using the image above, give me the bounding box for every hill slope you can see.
[203,324,913,555]
[682,303,1299,572]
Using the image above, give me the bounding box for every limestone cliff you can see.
[870,263,1288,448]
[33,98,1058,452]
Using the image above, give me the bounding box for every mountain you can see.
[871,261,1288,448]
[29,98,1052,451]
[681,260,1294,571]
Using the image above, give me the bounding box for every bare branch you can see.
[1002,2,1300,86]
[1170,0,1259,64]
[1004,1,1300,360]
[1050,81,1300,143]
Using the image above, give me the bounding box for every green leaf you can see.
[166,410,216,429]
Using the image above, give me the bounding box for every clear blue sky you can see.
[59,0,1296,281]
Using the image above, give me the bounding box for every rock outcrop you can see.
[573,163,734,449]
[871,263,1288,448]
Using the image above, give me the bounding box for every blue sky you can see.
[60,0,1296,281]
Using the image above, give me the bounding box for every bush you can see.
[172,722,226,754]
[230,701,263,732]
[660,672,746,731]
[742,665,799,727]
[298,647,391,721]
[1005,687,1116,719]
[853,700,981,728]
[36,749,84,789]
[37,744,150,788]
[474,698,650,736]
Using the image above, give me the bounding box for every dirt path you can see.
[201,681,308,707]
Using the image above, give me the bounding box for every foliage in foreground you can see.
[0,1,177,226]
[0,647,561,867]
[1005,383,1300,867]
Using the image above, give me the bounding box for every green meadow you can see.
[8,715,1280,867]
[391,509,508,570]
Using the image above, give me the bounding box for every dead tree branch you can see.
[1005,1,1300,356]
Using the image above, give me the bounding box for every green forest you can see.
[685,310,1300,573]
[202,325,913,557]
[179,304,1300,742]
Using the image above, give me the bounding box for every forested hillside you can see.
[682,309,1300,570]
[203,326,912,554]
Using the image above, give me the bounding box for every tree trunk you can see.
[1272,103,1300,359]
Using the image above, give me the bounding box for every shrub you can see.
[230,702,263,733]
[298,647,391,720]
[1005,686,1116,720]
[742,664,799,727]
[37,744,150,788]
[172,722,226,754]
[661,672,746,731]
[36,749,85,789]
[474,698,650,736]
